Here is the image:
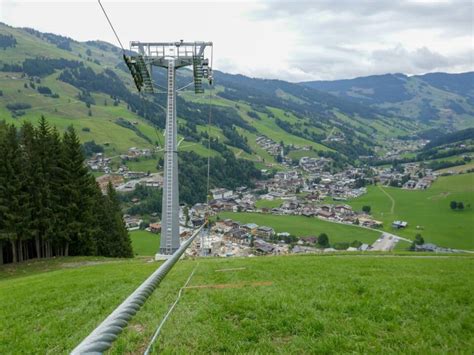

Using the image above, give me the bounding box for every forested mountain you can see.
[0,22,472,170]
[302,72,474,130]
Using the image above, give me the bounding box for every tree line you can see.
[0,117,132,264]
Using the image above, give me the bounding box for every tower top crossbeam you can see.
[124,40,213,94]
[130,41,212,68]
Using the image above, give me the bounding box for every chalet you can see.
[242,223,258,234]
[210,188,234,200]
[224,228,249,244]
[299,236,318,244]
[392,220,408,229]
[318,210,334,219]
[282,200,299,211]
[334,204,353,216]
[415,243,437,252]
[209,199,237,212]
[403,180,417,189]
[305,193,320,201]
[124,217,142,231]
[125,171,148,180]
[256,226,275,238]
[358,217,383,228]
[149,223,161,233]
[358,243,370,251]
[292,245,319,254]
[191,203,207,217]
[301,207,316,217]
[214,220,234,233]
[191,217,205,227]
[254,239,275,254]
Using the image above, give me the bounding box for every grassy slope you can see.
[0,25,216,157]
[349,173,474,250]
[219,212,380,245]
[437,161,474,173]
[255,199,283,209]
[130,230,160,256]
[0,255,473,353]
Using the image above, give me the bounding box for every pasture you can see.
[0,255,472,353]
[349,173,474,250]
[218,212,381,245]
[130,230,160,256]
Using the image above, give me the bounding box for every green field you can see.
[349,173,474,250]
[125,157,160,173]
[255,198,283,209]
[437,161,474,174]
[0,255,473,353]
[130,230,160,256]
[219,212,381,245]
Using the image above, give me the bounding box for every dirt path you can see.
[377,185,396,214]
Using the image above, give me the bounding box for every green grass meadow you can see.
[130,230,160,256]
[219,212,381,245]
[255,198,283,209]
[349,173,474,250]
[0,255,473,353]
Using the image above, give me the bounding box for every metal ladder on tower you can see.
[165,60,175,254]
[193,55,204,94]
[136,55,154,94]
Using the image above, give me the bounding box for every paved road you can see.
[314,216,412,247]
[371,233,400,251]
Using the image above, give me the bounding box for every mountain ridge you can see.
[0,22,473,169]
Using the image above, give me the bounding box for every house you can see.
[292,245,319,254]
[214,220,234,233]
[210,188,234,200]
[224,228,249,244]
[242,223,258,234]
[415,243,437,252]
[256,226,275,238]
[358,217,383,228]
[392,220,408,229]
[254,239,275,254]
[299,236,318,244]
[149,223,161,233]
[124,217,142,231]
[318,210,334,219]
[358,243,370,251]
[334,205,353,216]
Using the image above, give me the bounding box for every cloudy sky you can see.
[0,0,472,81]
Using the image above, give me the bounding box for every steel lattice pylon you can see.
[124,41,213,257]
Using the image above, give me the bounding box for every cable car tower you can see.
[124,41,213,258]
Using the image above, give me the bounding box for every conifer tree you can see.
[0,124,29,262]
[61,126,97,256]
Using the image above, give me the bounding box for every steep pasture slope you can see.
[219,212,380,245]
[1,255,472,353]
[349,173,474,250]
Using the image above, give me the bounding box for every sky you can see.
[0,0,472,82]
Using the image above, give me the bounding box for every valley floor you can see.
[1,254,473,353]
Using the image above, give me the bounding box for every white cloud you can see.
[0,0,472,81]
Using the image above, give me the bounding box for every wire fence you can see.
[70,223,205,354]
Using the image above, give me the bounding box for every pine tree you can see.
[32,116,56,258]
[0,124,29,262]
[61,126,97,256]
[96,183,133,257]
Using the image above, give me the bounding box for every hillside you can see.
[0,22,430,169]
[1,255,472,353]
[302,72,474,131]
